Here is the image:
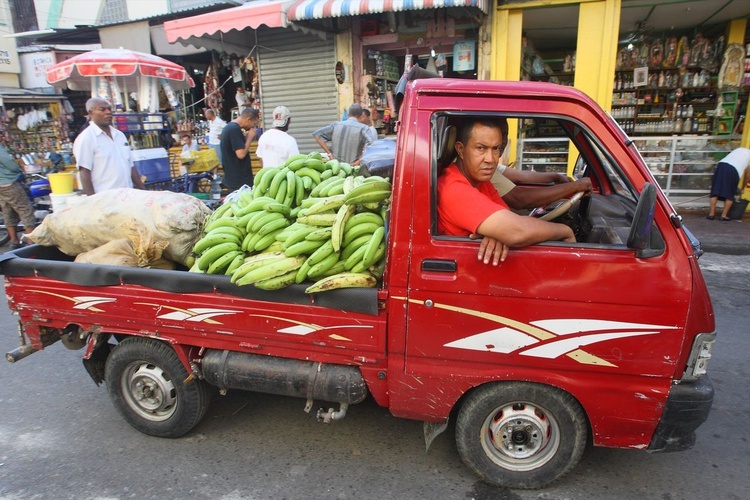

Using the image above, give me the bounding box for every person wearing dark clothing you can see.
[220,108,260,192]
[0,145,36,248]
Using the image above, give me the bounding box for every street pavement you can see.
[677,208,749,255]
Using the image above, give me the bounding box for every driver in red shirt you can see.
[437,117,576,265]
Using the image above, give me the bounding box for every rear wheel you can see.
[105,337,211,438]
[456,382,587,489]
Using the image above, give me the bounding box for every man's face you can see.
[239,115,260,131]
[182,136,191,146]
[89,103,112,128]
[454,124,507,185]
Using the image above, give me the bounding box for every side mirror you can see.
[627,182,660,258]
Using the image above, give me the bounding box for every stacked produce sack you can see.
[189,152,390,293]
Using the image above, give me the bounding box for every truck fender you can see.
[424,420,449,452]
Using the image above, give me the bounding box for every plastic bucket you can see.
[728,198,748,220]
[47,173,75,195]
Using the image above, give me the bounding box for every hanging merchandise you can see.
[161,79,180,109]
[453,40,475,72]
[138,74,151,113]
[97,77,111,102]
[108,77,124,111]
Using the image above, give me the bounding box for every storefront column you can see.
[491,8,523,162]
[336,31,355,120]
[571,0,620,174]
[727,18,750,149]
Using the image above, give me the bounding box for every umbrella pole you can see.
[122,78,130,112]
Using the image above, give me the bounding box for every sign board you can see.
[453,40,475,72]
[20,52,56,89]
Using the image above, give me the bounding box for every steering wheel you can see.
[529,191,585,221]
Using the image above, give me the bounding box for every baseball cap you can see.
[272,105,291,127]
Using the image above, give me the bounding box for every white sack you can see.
[30,188,210,266]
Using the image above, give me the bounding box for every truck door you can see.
[392,108,692,429]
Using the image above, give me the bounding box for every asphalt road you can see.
[0,252,748,500]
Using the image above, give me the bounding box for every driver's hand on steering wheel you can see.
[574,177,593,195]
[470,234,509,266]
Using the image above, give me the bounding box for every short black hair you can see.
[457,117,508,145]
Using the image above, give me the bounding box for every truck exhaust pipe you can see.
[200,350,368,416]
[6,344,38,363]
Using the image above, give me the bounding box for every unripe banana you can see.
[207,250,244,275]
[237,189,255,208]
[310,176,339,197]
[344,243,369,271]
[193,232,241,255]
[305,194,345,216]
[235,196,278,217]
[321,259,347,277]
[342,176,355,195]
[283,171,296,206]
[319,178,345,197]
[254,229,285,252]
[258,217,290,237]
[251,211,285,233]
[306,251,340,279]
[304,272,377,294]
[295,168,321,185]
[330,160,340,176]
[256,167,280,195]
[241,231,257,252]
[244,210,268,233]
[306,240,335,266]
[305,227,333,241]
[274,179,288,204]
[300,174,313,191]
[300,197,327,209]
[295,258,313,284]
[331,203,355,252]
[344,212,384,232]
[286,158,306,172]
[225,252,245,276]
[363,175,388,183]
[303,158,325,171]
[342,221,380,248]
[284,238,326,257]
[264,240,286,253]
[204,216,240,234]
[254,270,298,290]
[198,241,241,271]
[210,201,234,221]
[231,252,287,283]
[344,180,391,204]
[340,162,353,175]
[284,153,307,166]
[294,174,305,207]
[268,167,289,198]
[236,256,306,286]
[283,224,318,249]
[307,151,324,161]
[362,226,385,269]
[263,202,292,217]
[296,213,337,227]
[205,226,244,239]
[345,189,391,205]
[341,234,373,262]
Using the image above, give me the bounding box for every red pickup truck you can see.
[1,79,714,489]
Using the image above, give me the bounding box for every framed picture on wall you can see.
[633,67,648,87]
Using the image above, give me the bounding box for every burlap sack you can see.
[30,188,210,266]
[74,222,171,268]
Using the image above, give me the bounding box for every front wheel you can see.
[456,382,587,489]
[105,337,211,438]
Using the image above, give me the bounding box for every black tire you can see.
[456,382,587,489]
[105,337,211,438]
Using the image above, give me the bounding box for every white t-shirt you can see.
[256,128,300,168]
[74,124,134,193]
[721,147,750,177]
[208,117,226,146]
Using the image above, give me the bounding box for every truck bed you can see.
[0,245,379,316]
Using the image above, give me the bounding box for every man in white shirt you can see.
[180,133,199,157]
[74,97,144,195]
[205,108,226,165]
[256,105,300,168]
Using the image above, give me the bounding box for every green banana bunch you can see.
[235,255,306,287]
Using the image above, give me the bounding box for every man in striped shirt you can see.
[312,104,373,165]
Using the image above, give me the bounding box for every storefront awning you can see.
[164,0,293,44]
[287,0,489,21]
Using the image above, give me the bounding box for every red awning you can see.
[287,0,490,21]
[164,0,293,43]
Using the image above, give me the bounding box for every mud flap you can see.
[82,340,112,386]
[424,420,449,452]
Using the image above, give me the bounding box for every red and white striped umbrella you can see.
[45,48,194,91]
